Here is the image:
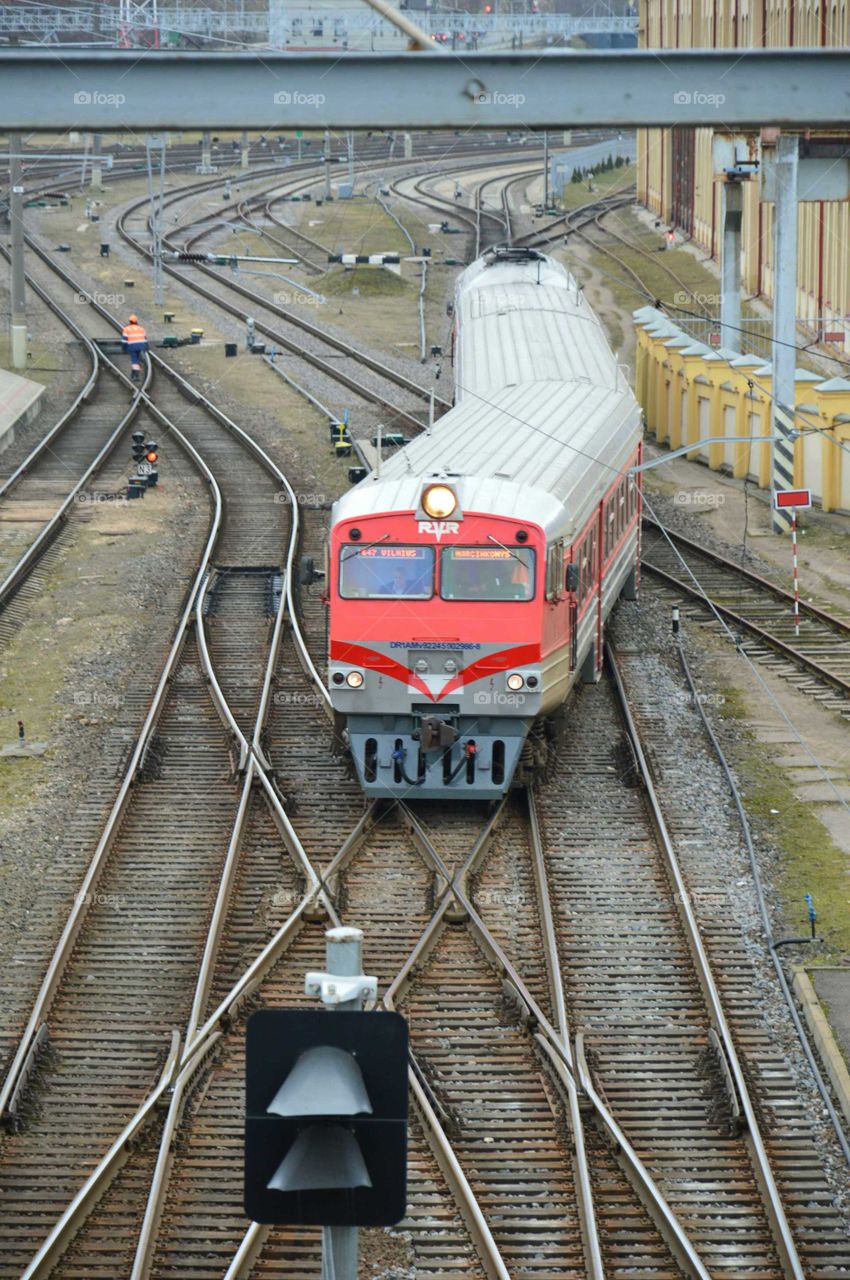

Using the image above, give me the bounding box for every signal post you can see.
[245,927,408,1280]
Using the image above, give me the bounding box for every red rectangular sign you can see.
[709,332,722,346]
[774,488,812,510]
[823,331,845,343]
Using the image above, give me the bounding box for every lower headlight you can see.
[506,672,524,692]
[346,670,364,689]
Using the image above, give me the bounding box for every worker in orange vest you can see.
[121,314,148,382]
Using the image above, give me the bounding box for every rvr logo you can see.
[418,520,459,541]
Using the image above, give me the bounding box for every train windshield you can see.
[339,544,435,599]
[440,546,536,601]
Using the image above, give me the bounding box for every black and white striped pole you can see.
[770,133,799,534]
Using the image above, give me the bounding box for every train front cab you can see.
[328,505,545,800]
[328,463,641,801]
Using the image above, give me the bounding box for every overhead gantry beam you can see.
[0,49,849,130]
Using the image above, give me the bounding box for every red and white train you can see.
[325,246,643,799]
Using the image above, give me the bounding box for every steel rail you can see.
[396,802,714,1280]
[260,196,328,273]
[514,189,634,250]
[130,557,292,1278]
[673,632,850,1167]
[0,360,147,613]
[0,246,149,613]
[234,191,329,274]
[643,515,850,631]
[642,557,850,698]
[0,279,99,505]
[1,220,329,1133]
[524,786,604,1279]
[121,201,431,435]
[524,788,605,1279]
[22,222,332,719]
[174,219,448,411]
[0,349,224,1128]
[606,641,805,1280]
[118,154,543,410]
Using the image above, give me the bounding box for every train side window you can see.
[546,543,564,600]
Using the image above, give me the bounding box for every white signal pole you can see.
[309,926,375,1280]
[8,132,27,369]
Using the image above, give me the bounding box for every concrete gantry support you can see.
[240,128,249,170]
[90,131,104,190]
[771,133,799,532]
[8,132,27,369]
[720,179,743,350]
[196,128,215,174]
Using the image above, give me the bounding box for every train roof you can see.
[333,248,642,542]
[335,378,641,541]
[454,249,630,401]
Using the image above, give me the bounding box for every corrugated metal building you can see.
[637,0,850,348]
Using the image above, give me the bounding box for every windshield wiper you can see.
[486,533,530,567]
[340,533,391,562]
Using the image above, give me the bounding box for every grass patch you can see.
[315,266,408,297]
[558,162,636,212]
[746,761,849,958]
[714,683,850,958]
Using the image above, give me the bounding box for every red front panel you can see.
[330,511,545,697]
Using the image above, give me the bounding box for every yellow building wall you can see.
[638,0,850,354]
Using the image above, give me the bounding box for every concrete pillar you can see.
[771,134,799,530]
[90,132,104,191]
[202,129,212,170]
[720,180,742,352]
[241,128,249,170]
[403,132,413,159]
[8,132,27,369]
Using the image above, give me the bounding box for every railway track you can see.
[0,251,147,637]
[115,171,450,434]
[0,217,332,1277]
[611,647,850,1276]
[642,517,850,714]
[4,147,848,1279]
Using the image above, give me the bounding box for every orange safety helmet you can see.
[128,314,138,324]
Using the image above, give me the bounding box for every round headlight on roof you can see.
[422,484,457,520]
